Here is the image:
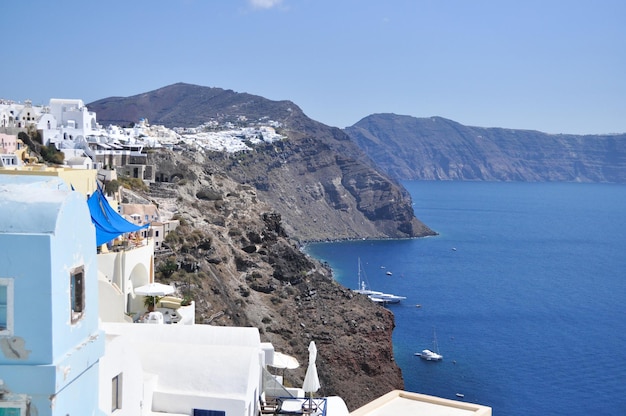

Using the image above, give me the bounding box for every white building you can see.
[45,98,100,147]
[100,324,265,416]
[0,99,43,129]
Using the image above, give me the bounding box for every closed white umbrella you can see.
[302,341,320,410]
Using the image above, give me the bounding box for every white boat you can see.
[415,348,443,361]
[415,328,443,361]
[372,292,407,304]
[353,258,406,304]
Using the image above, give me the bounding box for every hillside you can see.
[344,114,626,182]
[122,150,403,410]
[89,84,435,242]
[88,84,435,409]
[89,83,294,129]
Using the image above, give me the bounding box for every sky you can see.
[2,0,625,135]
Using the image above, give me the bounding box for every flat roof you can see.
[350,390,491,416]
[0,175,73,234]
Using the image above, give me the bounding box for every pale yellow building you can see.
[0,165,97,197]
[350,390,492,416]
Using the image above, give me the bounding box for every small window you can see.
[112,373,123,412]
[70,266,85,324]
[193,410,225,416]
[0,279,14,336]
[0,402,26,415]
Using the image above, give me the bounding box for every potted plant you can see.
[181,295,193,306]
[144,295,162,312]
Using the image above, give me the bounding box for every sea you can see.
[304,181,626,416]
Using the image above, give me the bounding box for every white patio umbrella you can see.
[302,341,320,410]
[271,351,300,381]
[134,282,175,296]
[273,352,300,370]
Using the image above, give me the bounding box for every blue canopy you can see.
[87,184,149,246]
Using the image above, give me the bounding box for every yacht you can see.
[415,328,443,361]
[415,348,443,361]
[353,258,406,304]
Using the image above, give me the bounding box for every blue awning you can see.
[87,184,149,246]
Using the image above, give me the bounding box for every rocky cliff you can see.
[205,128,433,242]
[88,84,435,409]
[345,113,626,182]
[129,149,403,410]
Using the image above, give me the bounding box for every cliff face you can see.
[137,149,403,410]
[210,126,433,242]
[345,114,626,182]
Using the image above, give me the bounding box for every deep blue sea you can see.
[304,181,626,416]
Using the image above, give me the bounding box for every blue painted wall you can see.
[0,176,105,415]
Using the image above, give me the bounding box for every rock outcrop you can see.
[207,131,433,242]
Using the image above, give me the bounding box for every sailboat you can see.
[353,258,406,304]
[415,328,443,361]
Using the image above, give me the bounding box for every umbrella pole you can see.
[303,391,316,413]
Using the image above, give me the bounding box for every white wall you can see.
[98,334,144,415]
[97,240,154,315]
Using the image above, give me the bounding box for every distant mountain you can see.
[344,114,626,182]
[89,84,434,241]
[89,82,295,128]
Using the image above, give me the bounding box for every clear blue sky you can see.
[2,0,624,134]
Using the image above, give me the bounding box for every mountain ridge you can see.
[344,113,626,182]
[89,82,302,129]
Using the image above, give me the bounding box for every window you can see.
[0,401,27,415]
[193,410,225,416]
[0,279,14,335]
[112,373,123,412]
[70,266,85,324]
